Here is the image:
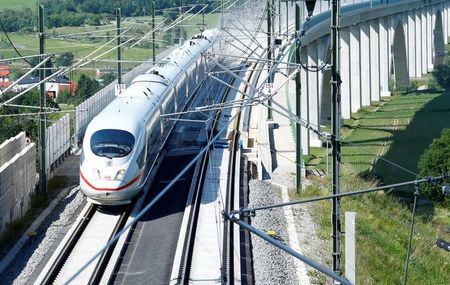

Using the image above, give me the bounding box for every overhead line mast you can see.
[38,5,47,196]
[330,0,342,277]
[152,1,156,64]
[117,8,122,85]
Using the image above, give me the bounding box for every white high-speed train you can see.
[80,30,218,205]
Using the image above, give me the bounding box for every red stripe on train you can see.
[80,170,143,191]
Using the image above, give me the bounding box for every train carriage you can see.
[80,30,218,205]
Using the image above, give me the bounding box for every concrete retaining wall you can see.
[0,143,36,236]
[0,132,26,168]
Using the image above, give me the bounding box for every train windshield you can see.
[90,129,135,158]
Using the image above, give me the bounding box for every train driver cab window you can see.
[90,129,135,158]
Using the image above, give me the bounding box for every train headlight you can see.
[114,169,126,180]
[92,168,101,180]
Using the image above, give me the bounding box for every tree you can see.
[29,57,54,78]
[418,129,450,203]
[75,74,100,101]
[0,89,59,143]
[86,14,102,26]
[432,59,450,89]
[55,52,75,67]
[57,90,71,104]
[100,72,116,86]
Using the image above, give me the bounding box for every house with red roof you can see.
[13,75,76,99]
[0,64,11,90]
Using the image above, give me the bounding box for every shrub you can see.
[418,129,450,203]
[432,59,450,89]
[57,90,71,104]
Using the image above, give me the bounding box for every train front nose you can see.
[80,169,144,205]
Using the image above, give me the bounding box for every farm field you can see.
[0,0,35,10]
[0,13,220,76]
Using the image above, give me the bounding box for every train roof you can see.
[88,95,153,137]
[84,29,219,139]
[140,29,218,83]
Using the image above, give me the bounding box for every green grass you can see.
[300,171,450,284]
[0,0,35,10]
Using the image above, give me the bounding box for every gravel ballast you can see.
[249,179,298,285]
[0,187,85,285]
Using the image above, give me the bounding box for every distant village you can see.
[0,64,117,100]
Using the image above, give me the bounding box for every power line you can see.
[0,19,33,66]
[235,175,448,213]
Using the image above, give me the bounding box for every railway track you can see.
[170,49,262,283]
[176,22,286,281]
[35,203,132,285]
[169,63,243,284]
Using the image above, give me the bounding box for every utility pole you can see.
[179,0,183,44]
[221,0,224,28]
[116,8,122,84]
[202,6,205,33]
[331,0,342,278]
[278,0,281,35]
[38,5,47,196]
[152,1,156,64]
[267,0,273,120]
[286,0,289,36]
[295,1,302,193]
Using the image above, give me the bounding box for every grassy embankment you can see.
[301,58,450,282]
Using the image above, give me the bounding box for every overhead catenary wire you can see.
[0,108,85,118]
[0,54,44,63]
[64,12,280,282]
[0,55,52,97]
[51,27,127,39]
[0,19,33,66]
[0,28,134,106]
[0,1,218,110]
[236,175,448,214]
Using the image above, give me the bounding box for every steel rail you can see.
[176,66,242,285]
[39,204,98,285]
[88,205,133,284]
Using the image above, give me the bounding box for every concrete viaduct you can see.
[295,0,450,152]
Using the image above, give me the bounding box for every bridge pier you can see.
[360,23,371,107]
[306,41,321,147]
[414,10,422,77]
[407,12,417,79]
[296,0,450,153]
[421,9,428,76]
[369,20,380,102]
[340,28,351,119]
[350,25,362,113]
[379,18,391,97]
